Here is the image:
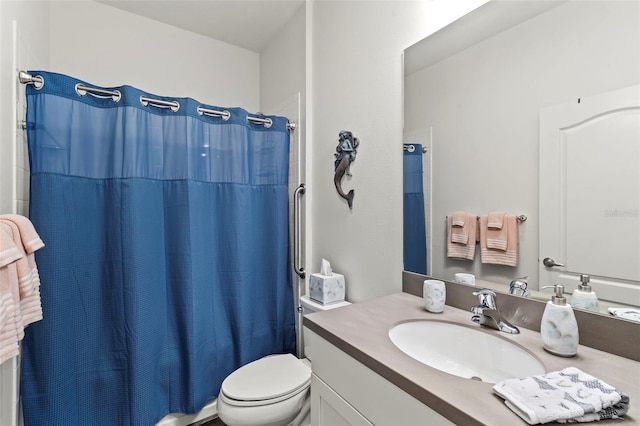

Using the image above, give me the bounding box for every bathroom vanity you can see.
[303,291,640,425]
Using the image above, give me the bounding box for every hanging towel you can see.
[451,211,467,227]
[0,215,45,302]
[450,211,470,244]
[0,216,44,329]
[487,211,506,229]
[480,214,518,266]
[0,225,22,267]
[0,224,23,364]
[2,214,45,254]
[447,213,478,260]
[493,367,630,424]
[486,211,507,250]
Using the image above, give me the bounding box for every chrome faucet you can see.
[509,276,529,297]
[470,289,520,334]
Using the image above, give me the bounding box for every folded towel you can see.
[0,226,22,268]
[487,211,505,229]
[450,211,470,244]
[486,211,507,250]
[1,214,45,254]
[451,211,466,227]
[447,213,478,260]
[608,307,640,322]
[493,367,630,424]
[480,214,518,266]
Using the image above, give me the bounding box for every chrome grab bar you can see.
[293,184,306,278]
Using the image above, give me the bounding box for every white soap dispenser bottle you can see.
[570,274,600,313]
[541,285,579,357]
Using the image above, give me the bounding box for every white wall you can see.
[259,5,308,300]
[0,1,50,216]
[49,0,260,111]
[404,1,640,290]
[260,4,305,115]
[308,0,486,302]
[0,2,50,424]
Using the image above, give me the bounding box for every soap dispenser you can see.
[540,285,579,357]
[570,274,600,313]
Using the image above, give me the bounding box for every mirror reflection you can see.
[403,0,640,315]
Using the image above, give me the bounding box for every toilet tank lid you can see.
[300,295,351,312]
[221,353,311,402]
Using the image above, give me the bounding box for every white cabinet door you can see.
[311,374,373,426]
[539,85,640,305]
[306,328,454,426]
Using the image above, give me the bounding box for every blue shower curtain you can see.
[21,71,296,426]
[403,144,427,274]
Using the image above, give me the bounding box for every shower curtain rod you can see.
[19,71,296,131]
[403,144,427,153]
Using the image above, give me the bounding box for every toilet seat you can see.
[220,353,311,407]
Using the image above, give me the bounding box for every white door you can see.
[539,85,640,306]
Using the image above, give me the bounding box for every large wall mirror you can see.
[403,0,640,315]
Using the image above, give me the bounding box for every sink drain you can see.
[470,376,483,382]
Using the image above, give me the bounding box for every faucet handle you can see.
[509,277,529,297]
[472,289,497,309]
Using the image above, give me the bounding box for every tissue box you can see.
[309,273,345,304]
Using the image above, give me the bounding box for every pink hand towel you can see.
[486,211,507,251]
[0,224,22,267]
[450,211,470,244]
[447,213,479,261]
[0,224,22,364]
[0,216,44,329]
[0,215,45,327]
[487,211,505,229]
[0,214,44,254]
[480,214,518,266]
[451,211,466,227]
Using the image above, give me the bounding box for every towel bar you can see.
[445,214,527,222]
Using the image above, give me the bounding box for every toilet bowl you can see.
[218,296,351,426]
[217,354,311,426]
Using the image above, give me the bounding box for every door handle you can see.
[543,257,565,268]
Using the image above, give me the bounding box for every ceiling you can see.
[96,0,305,53]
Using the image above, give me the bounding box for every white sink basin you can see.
[388,320,545,383]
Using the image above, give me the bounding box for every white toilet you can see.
[217,295,351,426]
